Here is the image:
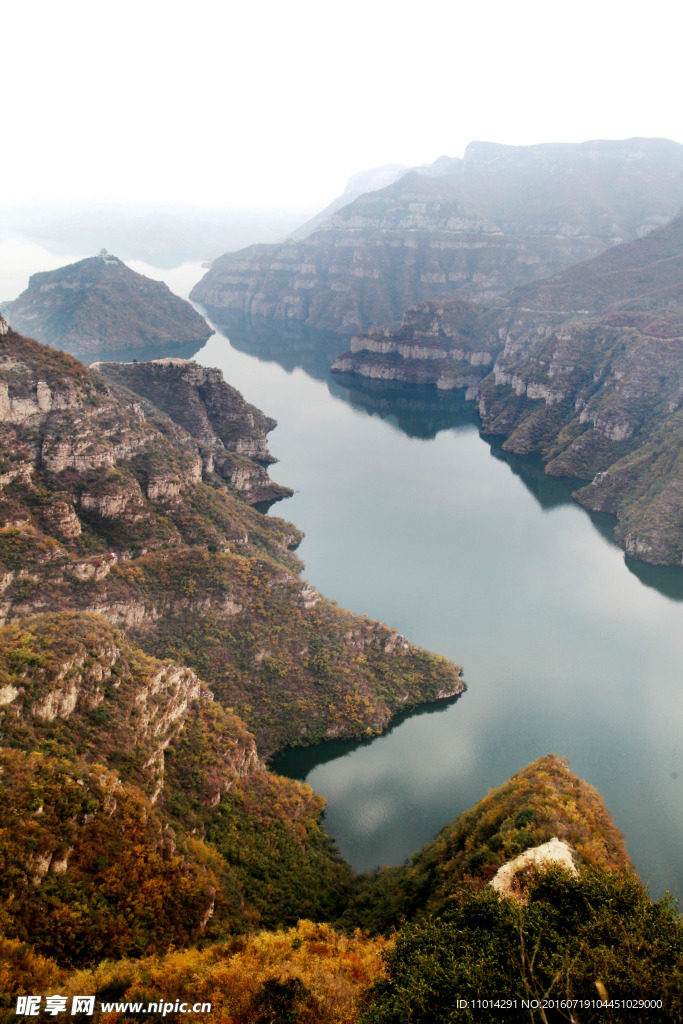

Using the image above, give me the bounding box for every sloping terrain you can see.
[191,138,683,335]
[91,357,291,505]
[3,755,680,1024]
[0,317,462,970]
[0,611,353,964]
[475,215,683,565]
[342,755,631,932]
[1,254,212,356]
[0,318,463,754]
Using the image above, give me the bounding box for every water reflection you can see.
[624,558,683,603]
[486,441,587,511]
[202,310,682,602]
[272,692,464,775]
[339,381,480,439]
[202,308,346,381]
[204,309,483,438]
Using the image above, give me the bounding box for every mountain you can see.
[341,754,632,933]
[1,254,213,357]
[191,138,683,335]
[4,750,680,1022]
[90,358,291,505]
[0,312,462,964]
[333,213,683,566]
[0,316,462,754]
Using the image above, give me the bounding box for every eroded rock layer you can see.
[192,138,683,335]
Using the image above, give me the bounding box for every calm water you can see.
[2,243,682,899]
[192,313,683,900]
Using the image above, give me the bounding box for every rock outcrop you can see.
[331,299,497,396]
[0,609,355,963]
[0,612,261,804]
[475,214,683,566]
[490,837,578,900]
[192,138,683,335]
[91,357,291,505]
[2,253,213,357]
[340,755,632,933]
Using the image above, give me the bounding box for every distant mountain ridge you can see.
[2,253,213,357]
[191,138,683,334]
[289,164,410,239]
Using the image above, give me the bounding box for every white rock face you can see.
[0,684,20,706]
[299,584,320,609]
[490,837,578,898]
[34,681,80,721]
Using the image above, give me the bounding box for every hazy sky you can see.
[4,0,681,212]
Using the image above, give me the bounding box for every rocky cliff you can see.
[91,357,290,505]
[1,253,213,357]
[0,316,463,755]
[191,138,683,335]
[476,214,683,566]
[0,610,352,963]
[331,298,496,396]
[334,213,683,566]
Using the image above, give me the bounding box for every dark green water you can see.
[195,313,683,899]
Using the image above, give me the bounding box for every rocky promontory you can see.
[331,298,496,397]
[2,252,213,357]
[91,357,291,505]
[191,138,683,335]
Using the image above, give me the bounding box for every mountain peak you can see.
[3,256,212,358]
